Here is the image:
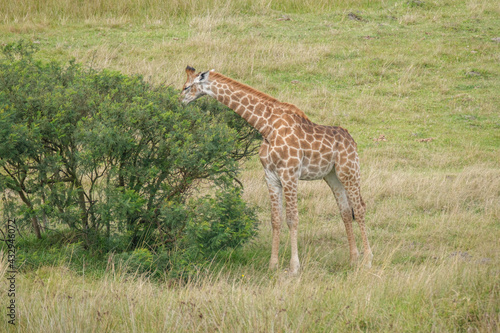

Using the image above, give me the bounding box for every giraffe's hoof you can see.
[286,268,300,277]
[288,264,300,276]
[363,252,373,268]
[349,250,359,265]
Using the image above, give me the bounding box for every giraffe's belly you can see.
[297,147,336,180]
[299,162,335,181]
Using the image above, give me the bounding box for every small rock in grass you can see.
[348,12,363,21]
[276,16,291,21]
[416,137,434,142]
[466,71,481,77]
[373,134,387,142]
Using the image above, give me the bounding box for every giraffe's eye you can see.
[183,85,191,91]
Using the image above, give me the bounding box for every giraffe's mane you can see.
[211,72,311,122]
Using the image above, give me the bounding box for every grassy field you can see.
[1,0,500,331]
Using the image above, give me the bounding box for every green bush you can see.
[186,188,258,255]
[13,232,90,271]
[0,40,260,276]
[114,248,154,275]
[112,187,258,278]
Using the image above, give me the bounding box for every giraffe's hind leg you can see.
[326,161,373,267]
[334,162,373,268]
[324,171,359,264]
[348,190,373,268]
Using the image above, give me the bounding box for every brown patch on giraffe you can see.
[324,128,335,137]
[288,134,300,147]
[321,163,331,171]
[339,152,347,165]
[255,103,265,113]
[261,126,272,139]
[249,96,259,105]
[308,165,320,173]
[240,110,251,120]
[288,147,300,157]
[310,152,322,165]
[274,135,285,146]
[229,101,238,109]
[248,114,258,124]
[255,118,267,130]
[236,105,249,116]
[323,152,334,160]
[282,103,310,121]
[273,119,286,129]
[319,143,329,154]
[286,159,300,169]
[270,150,281,161]
[221,95,231,104]
[280,115,293,127]
[304,134,313,142]
[311,141,321,151]
[300,140,311,150]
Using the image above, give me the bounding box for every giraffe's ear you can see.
[197,71,210,83]
[186,66,196,80]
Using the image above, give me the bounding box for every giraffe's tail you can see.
[350,197,365,221]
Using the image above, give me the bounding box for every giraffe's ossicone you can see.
[180,66,373,274]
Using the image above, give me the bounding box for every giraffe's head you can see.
[180,66,213,104]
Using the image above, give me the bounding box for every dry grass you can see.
[1,211,498,332]
[0,0,368,24]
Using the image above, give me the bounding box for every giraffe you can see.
[180,66,373,274]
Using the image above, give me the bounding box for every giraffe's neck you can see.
[208,72,284,138]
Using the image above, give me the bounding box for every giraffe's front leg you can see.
[283,182,300,275]
[265,172,283,271]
